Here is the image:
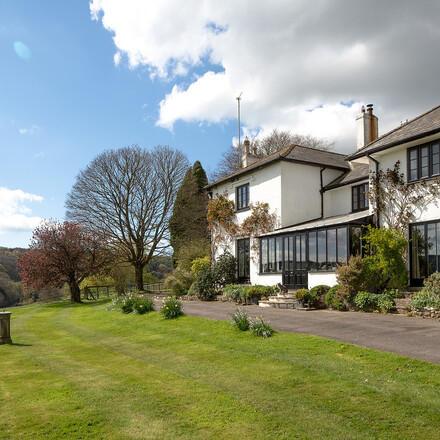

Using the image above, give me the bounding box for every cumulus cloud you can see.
[90,0,440,152]
[0,188,43,234]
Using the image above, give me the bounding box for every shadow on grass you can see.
[10,343,33,347]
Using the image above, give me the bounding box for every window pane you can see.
[295,236,301,265]
[288,237,294,270]
[268,238,275,272]
[300,234,307,269]
[276,237,283,272]
[428,223,437,275]
[337,228,348,263]
[411,225,426,279]
[409,148,418,180]
[284,237,289,270]
[363,183,369,208]
[421,146,429,178]
[437,223,440,271]
[261,239,268,273]
[432,143,440,175]
[350,226,362,255]
[352,187,358,210]
[327,229,337,270]
[318,230,327,270]
[308,232,317,270]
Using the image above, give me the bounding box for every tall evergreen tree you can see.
[169,161,209,268]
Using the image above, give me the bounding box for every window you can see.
[236,184,249,210]
[408,142,440,182]
[260,237,283,273]
[410,220,440,285]
[237,238,250,281]
[352,183,369,212]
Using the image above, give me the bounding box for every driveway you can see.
[162,298,440,365]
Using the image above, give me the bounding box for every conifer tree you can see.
[169,161,209,267]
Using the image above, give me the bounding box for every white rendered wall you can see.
[308,272,338,289]
[211,163,282,261]
[280,163,343,227]
[323,185,352,217]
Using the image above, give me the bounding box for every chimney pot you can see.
[244,138,250,154]
[356,103,378,150]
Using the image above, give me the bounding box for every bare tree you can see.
[210,129,334,181]
[65,145,189,290]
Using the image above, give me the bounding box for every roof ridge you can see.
[292,143,346,157]
[354,103,440,155]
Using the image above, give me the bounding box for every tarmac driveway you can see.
[163,299,440,365]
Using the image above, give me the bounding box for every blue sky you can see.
[1,1,440,248]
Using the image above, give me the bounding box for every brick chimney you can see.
[356,104,378,150]
[241,138,259,168]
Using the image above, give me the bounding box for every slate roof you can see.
[324,163,369,190]
[349,104,440,160]
[207,144,349,190]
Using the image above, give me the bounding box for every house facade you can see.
[207,104,440,289]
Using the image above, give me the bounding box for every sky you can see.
[1,0,440,248]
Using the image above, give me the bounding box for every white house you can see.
[207,104,440,289]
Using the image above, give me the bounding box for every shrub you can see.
[295,288,310,302]
[223,284,248,302]
[213,252,237,286]
[363,226,408,293]
[190,256,211,276]
[384,288,403,298]
[121,296,136,314]
[132,296,155,314]
[187,281,198,297]
[309,285,330,309]
[250,316,273,338]
[354,291,378,310]
[411,291,437,309]
[421,271,440,304]
[335,254,367,304]
[325,285,345,310]
[354,291,395,313]
[164,268,195,297]
[161,299,183,319]
[377,294,395,314]
[230,308,251,331]
[193,266,218,300]
[106,296,126,311]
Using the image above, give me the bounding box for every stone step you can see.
[259,300,295,309]
[394,298,413,314]
[268,296,296,303]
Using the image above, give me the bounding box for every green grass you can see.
[1,300,440,439]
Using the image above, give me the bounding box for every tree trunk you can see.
[69,282,82,303]
[134,263,144,291]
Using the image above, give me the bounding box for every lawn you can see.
[1,300,440,440]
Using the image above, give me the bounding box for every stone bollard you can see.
[0,312,12,344]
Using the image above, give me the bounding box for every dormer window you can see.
[236,184,249,211]
[352,183,369,212]
[408,142,440,182]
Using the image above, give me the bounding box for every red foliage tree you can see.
[18,221,111,302]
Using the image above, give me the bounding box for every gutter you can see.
[366,153,380,228]
[319,166,326,218]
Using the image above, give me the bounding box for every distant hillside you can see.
[0,247,27,282]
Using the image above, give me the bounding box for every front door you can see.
[282,233,307,289]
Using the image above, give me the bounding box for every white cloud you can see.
[90,0,440,152]
[18,124,40,135]
[0,188,43,234]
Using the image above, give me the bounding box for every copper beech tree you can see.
[18,221,112,302]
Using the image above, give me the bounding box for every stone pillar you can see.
[0,312,12,344]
